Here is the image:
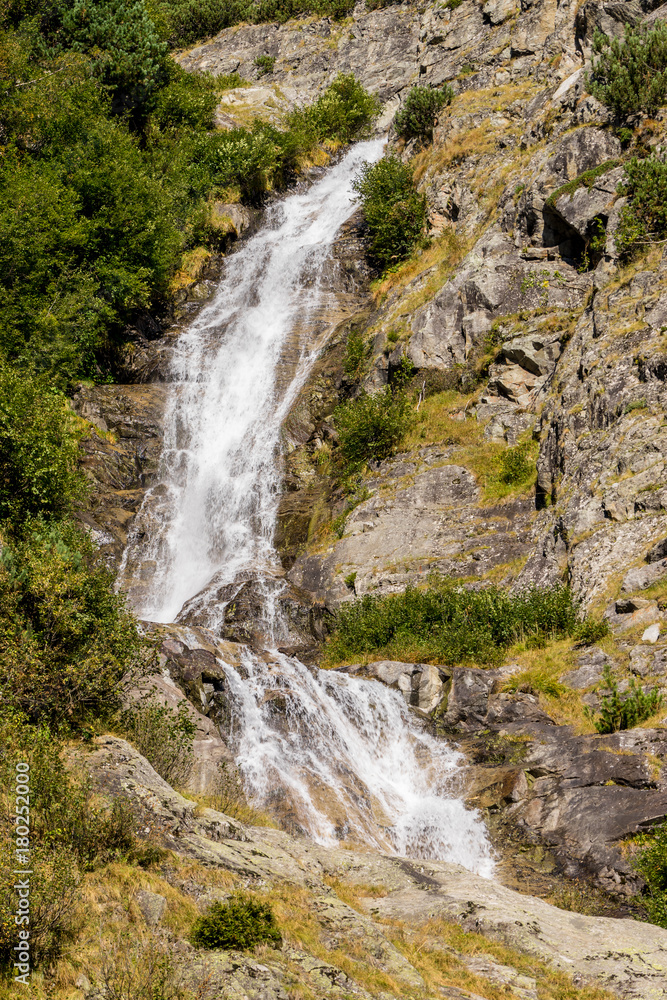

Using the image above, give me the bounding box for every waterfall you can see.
[120,141,495,876]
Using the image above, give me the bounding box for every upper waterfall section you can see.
[120,140,384,627]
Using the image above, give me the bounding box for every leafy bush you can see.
[335,383,413,471]
[588,24,667,117]
[342,328,371,383]
[0,520,148,726]
[352,155,427,269]
[588,663,663,733]
[191,894,282,950]
[326,579,605,665]
[121,696,196,787]
[286,72,380,144]
[394,84,454,143]
[634,821,667,927]
[616,156,667,259]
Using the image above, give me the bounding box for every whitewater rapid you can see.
[120,141,495,876]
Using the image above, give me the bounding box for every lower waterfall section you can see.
[120,142,496,877]
[222,647,495,877]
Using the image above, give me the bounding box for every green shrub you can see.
[335,383,413,471]
[254,54,275,75]
[150,64,220,130]
[121,696,197,787]
[342,328,371,383]
[0,520,148,726]
[326,579,605,665]
[499,444,533,486]
[616,156,667,259]
[587,663,663,734]
[588,24,667,117]
[634,821,667,927]
[352,155,427,269]
[286,72,380,144]
[191,894,282,950]
[393,84,454,143]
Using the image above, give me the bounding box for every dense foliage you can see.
[191,894,282,950]
[394,84,454,143]
[616,156,667,258]
[588,663,663,734]
[147,0,356,47]
[353,155,427,269]
[326,579,607,664]
[588,24,667,117]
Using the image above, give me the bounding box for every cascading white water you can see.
[226,649,494,874]
[121,141,495,876]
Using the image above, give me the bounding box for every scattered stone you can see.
[643,624,661,644]
[135,889,167,927]
[615,597,652,614]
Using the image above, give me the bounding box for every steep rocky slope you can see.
[67,0,667,994]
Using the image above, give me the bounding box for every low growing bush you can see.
[335,383,413,471]
[587,663,663,733]
[191,893,282,950]
[0,712,137,971]
[394,84,454,143]
[588,23,667,117]
[352,155,427,269]
[326,578,606,665]
[121,696,196,787]
[616,156,667,258]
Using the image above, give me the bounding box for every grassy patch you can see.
[388,916,618,1000]
[451,435,539,503]
[544,160,621,210]
[324,578,605,668]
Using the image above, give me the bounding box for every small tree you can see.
[353,155,427,269]
[615,155,667,258]
[394,84,454,143]
[588,23,667,117]
[191,894,282,950]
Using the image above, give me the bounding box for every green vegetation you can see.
[634,821,667,927]
[353,155,428,269]
[616,156,667,258]
[587,663,663,733]
[544,161,620,210]
[325,578,606,665]
[254,53,276,74]
[342,328,372,382]
[334,369,414,472]
[394,84,454,144]
[0,713,138,971]
[191,894,282,950]
[121,697,197,787]
[588,24,667,117]
[147,0,356,48]
[499,443,533,486]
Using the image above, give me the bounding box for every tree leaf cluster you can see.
[393,84,454,143]
[588,24,667,118]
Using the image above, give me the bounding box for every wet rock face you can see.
[351,657,667,897]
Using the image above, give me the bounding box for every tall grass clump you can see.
[325,579,607,664]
